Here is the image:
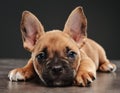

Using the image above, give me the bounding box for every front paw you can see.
[75,71,96,87]
[8,68,34,81]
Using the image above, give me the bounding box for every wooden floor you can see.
[0,59,120,93]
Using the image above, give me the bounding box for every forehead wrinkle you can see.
[47,37,67,51]
[33,30,79,56]
[43,36,70,58]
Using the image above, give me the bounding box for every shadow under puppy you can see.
[8,6,116,87]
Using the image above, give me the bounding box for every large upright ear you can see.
[20,11,44,52]
[63,6,87,44]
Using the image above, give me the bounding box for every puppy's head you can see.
[20,6,87,86]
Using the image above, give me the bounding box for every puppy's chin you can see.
[50,80,73,87]
[44,78,74,87]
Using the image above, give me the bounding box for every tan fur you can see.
[8,6,116,87]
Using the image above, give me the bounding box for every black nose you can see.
[51,65,63,74]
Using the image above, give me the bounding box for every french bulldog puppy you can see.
[8,6,116,87]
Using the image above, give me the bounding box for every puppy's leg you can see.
[98,47,116,72]
[8,58,35,81]
[99,58,116,72]
[75,57,96,87]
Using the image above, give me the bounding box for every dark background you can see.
[0,0,119,59]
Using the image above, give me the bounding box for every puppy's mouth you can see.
[41,61,74,87]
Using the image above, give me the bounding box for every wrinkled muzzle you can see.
[41,59,75,87]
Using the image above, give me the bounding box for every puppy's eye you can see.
[36,52,46,61]
[67,51,76,59]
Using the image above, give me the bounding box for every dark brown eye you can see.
[36,47,48,62]
[67,50,76,59]
[36,52,46,62]
[66,47,77,59]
